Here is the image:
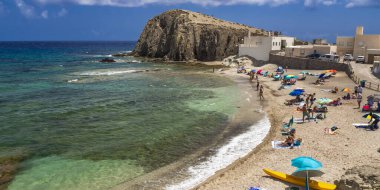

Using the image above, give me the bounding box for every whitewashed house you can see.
[238,33,295,61]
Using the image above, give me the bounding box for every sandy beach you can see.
[194,63,380,190]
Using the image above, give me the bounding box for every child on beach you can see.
[357,93,363,109]
[302,104,310,122]
[259,85,264,100]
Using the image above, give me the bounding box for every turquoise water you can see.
[0,42,239,189]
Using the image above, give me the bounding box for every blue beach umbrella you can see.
[289,90,303,96]
[291,156,324,190]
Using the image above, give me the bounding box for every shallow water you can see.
[0,42,241,189]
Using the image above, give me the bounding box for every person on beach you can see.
[310,93,316,108]
[368,114,380,130]
[357,93,363,109]
[256,81,260,91]
[259,85,264,100]
[302,104,310,122]
[354,85,358,95]
[358,85,363,94]
[305,95,310,107]
[285,66,288,73]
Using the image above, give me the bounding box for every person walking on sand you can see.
[256,80,260,91]
[259,85,264,100]
[302,104,310,122]
[357,93,363,109]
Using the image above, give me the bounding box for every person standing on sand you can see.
[302,104,310,122]
[285,66,288,73]
[259,85,264,100]
[310,93,316,108]
[357,93,363,109]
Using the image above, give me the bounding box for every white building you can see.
[238,34,295,61]
[285,44,337,57]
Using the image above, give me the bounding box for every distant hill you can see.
[132,9,271,61]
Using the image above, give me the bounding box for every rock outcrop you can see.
[335,165,380,190]
[132,9,268,61]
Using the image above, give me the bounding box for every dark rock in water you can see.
[0,153,28,189]
[99,58,116,63]
[335,165,380,190]
[132,9,269,62]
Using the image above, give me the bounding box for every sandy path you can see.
[195,67,380,190]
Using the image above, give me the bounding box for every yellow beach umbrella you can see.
[342,88,350,92]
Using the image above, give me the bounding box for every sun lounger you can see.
[352,123,371,128]
[271,141,301,149]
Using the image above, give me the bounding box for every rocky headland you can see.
[132,9,270,62]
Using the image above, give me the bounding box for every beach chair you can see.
[281,116,294,135]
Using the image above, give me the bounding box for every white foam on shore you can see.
[166,115,271,190]
[79,70,143,76]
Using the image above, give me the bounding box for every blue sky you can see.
[0,0,379,42]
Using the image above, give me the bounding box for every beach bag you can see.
[362,104,370,111]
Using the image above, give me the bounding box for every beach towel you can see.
[271,141,301,149]
[294,117,316,123]
[352,123,371,128]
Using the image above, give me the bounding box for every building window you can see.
[338,42,344,46]
[300,49,305,55]
[273,42,275,46]
[347,42,353,47]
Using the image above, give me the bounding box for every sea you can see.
[0,41,270,190]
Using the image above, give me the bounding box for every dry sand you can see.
[194,65,380,190]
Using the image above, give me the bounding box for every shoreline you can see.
[192,64,285,189]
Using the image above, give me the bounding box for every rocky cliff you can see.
[132,9,268,61]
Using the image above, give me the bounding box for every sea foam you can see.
[79,70,143,76]
[166,115,271,190]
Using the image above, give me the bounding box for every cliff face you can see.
[132,10,267,61]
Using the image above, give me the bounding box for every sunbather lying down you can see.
[313,79,324,85]
[324,126,339,135]
[280,137,302,149]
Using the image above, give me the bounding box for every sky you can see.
[0,0,379,42]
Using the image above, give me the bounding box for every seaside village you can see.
[215,26,380,190]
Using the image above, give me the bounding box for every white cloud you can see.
[15,0,37,18]
[41,10,48,18]
[345,0,380,8]
[58,8,67,17]
[304,0,337,7]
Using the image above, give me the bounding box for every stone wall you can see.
[269,54,349,71]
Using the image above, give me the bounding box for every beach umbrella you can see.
[318,73,326,79]
[363,113,380,119]
[289,90,303,96]
[301,71,308,74]
[257,70,263,74]
[316,98,333,105]
[342,88,351,92]
[291,156,323,190]
[293,88,305,92]
[251,69,256,72]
